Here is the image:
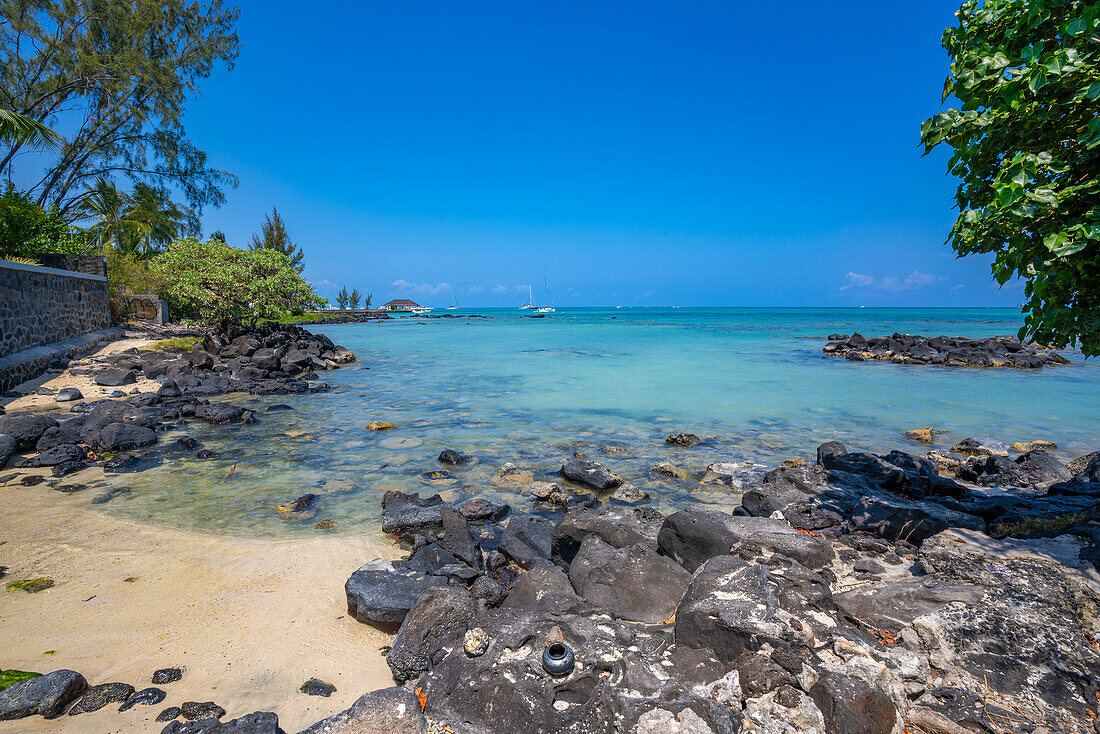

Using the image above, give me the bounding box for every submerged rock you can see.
[381,491,444,535]
[560,457,622,491]
[666,432,701,447]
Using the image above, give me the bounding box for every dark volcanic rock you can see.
[157,706,182,722]
[0,669,87,720]
[835,577,984,629]
[94,367,137,386]
[501,565,589,615]
[559,457,622,490]
[345,560,449,629]
[387,585,477,682]
[824,333,1068,368]
[1014,450,1073,487]
[438,449,465,465]
[439,507,482,569]
[180,701,226,720]
[68,682,135,715]
[19,443,84,467]
[161,711,280,733]
[0,412,59,449]
[297,687,427,734]
[552,505,665,563]
[152,668,183,684]
[35,425,82,451]
[119,686,166,711]
[194,403,251,424]
[956,454,1030,487]
[567,536,691,623]
[299,678,335,697]
[657,510,834,572]
[0,433,16,466]
[666,432,701,447]
[381,491,444,535]
[816,440,847,464]
[103,452,141,473]
[55,387,83,402]
[847,494,983,545]
[498,512,554,569]
[810,671,897,734]
[92,422,157,451]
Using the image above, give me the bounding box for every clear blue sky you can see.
[183,0,1018,308]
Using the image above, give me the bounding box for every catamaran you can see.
[534,279,556,313]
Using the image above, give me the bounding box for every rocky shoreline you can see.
[1,328,1098,733]
[823,333,1072,368]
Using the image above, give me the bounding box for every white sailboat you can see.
[534,279,556,313]
[519,285,535,310]
[445,289,458,310]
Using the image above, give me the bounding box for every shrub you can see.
[155,238,325,333]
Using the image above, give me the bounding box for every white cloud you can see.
[491,284,529,296]
[950,283,965,291]
[840,271,943,292]
[315,279,335,290]
[491,284,508,295]
[840,272,875,291]
[391,279,451,295]
[467,285,485,294]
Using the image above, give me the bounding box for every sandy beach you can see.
[0,477,399,733]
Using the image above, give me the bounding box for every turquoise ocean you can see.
[89,308,1100,536]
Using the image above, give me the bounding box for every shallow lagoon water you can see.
[89,307,1100,537]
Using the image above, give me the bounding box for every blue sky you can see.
[60,1,1035,307]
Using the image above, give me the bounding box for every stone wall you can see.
[35,253,108,278]
[0,260,112,359]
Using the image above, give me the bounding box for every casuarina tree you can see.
[249,207,304,272]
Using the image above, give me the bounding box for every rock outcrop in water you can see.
[337,439,1100,734]
[823,332,1072,368]
[0,324,355,485]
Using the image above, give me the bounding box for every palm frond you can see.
[0,109,64,151]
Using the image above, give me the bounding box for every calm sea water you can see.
[87,308,1100,536]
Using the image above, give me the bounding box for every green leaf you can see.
[1087,81,1100,100]
[1029,68,1047,93]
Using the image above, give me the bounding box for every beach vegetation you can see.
[922,0,1100,356]
[6,577,54,593]
[155,237,325,333]
[149,337,202,351]
[350,288,363,309]
[249,207,304,272]
[0,670,41,692]
[0,108,62,151]
[336,286,350,309]
[0,184,83,258]
[0,0,240,219]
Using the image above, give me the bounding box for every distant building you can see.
[381,298,422,311]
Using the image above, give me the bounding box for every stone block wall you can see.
[0,260,112,359]
[35,253,108,278]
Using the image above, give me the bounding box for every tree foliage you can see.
[249,207,304,271]
[155,238,324,332]
[0,0,239,219]
[0,183,82,257]
[349,288,361,309]
[921,0,1100,356]
[336,285,350,309]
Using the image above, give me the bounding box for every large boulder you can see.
[381,491,444,535]
[194,403,251,424]
[846,494,984,545]
[674,555,826,664]
[160,711,281,733]
[94,367,136,386]
[0,433,16,467]
[297,687,427,734]
[0,669,87,720]
[657,510,834,572]
[18,443,84,468]
[498,513,554,569]
[567,536,691,623]
[1013,450,1072,487]
[344,560,448,630]
[387,586,477,683]
[91,422,157,451]
[917,529,1100,711]
[552,506,665,563]
[0,412,59,449]
[809,671,897,734]
[35,425,82,451]
[559,458,621,491]
[439,507,482,569]
[835,577,984,630]
[500,565,589,616]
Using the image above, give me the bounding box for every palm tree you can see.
[80,178,133,251]
[124,182,191,257]
[0,109,63,151]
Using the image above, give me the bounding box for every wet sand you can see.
[0,479,399,733]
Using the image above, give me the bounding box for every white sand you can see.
[0,481,399,733]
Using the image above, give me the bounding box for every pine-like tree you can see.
[349,288,361,309]
[249,207,304,271]
[336,286,350,310]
